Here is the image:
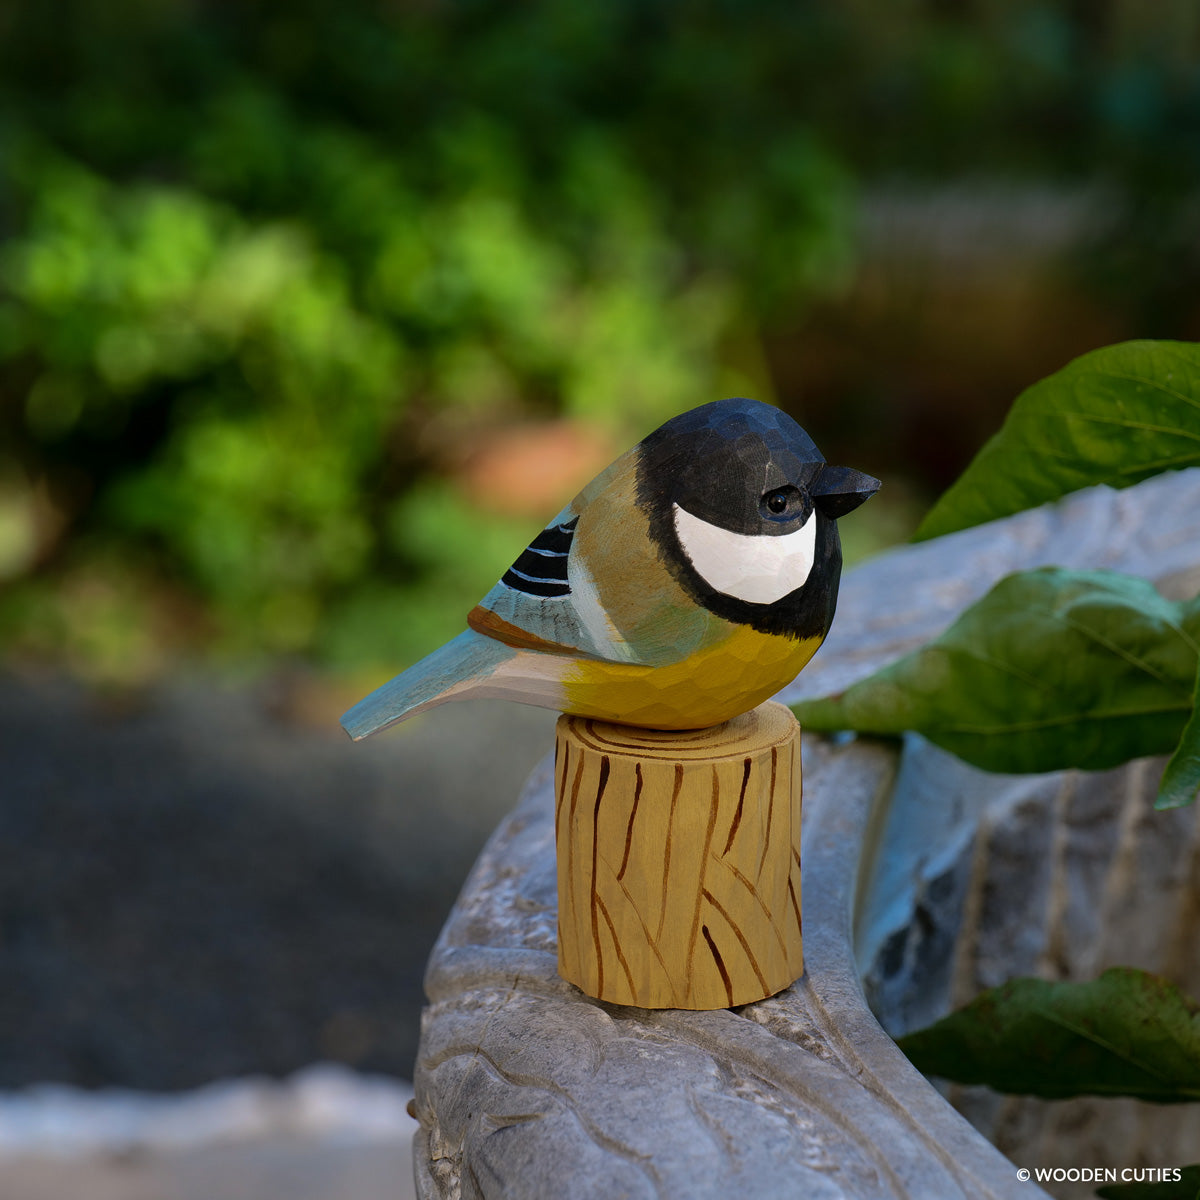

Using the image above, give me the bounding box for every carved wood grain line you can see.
[708,852,789,961]
[703,886,770,995]
[590,756,611,996]
[577,720,714,753]
[570,710,795,759]
[654,763,685,945]
[554,741,569,976]
[757,746,778,880]
[789,834,804,937]
[701,923,735,1007]
[554,742,569,829]
[601,854,676,1003]
[685,766,723,987]
[616,763,643,882]
[788,875,802,938]
[596,892,636,1004]
[566,751,587,963]
[722,758,752,856]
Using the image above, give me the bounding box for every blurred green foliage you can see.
[2,0,1199,679]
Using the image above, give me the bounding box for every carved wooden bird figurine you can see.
[342,398,878,737]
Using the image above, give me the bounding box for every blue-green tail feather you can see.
[340,630,516,740]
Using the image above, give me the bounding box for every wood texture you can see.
[554,701,803,1008]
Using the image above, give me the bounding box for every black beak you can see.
[812,466,881,518]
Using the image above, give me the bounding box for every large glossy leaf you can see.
[914,341,1200,542]
[1096,1165,1200,1200]
[793,568,1200,796]
[1158,668,1200,809]
[897,968,1200,1103]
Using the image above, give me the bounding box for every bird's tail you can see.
[340,630,516,741]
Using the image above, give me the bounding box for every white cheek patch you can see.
[672,504,817,605]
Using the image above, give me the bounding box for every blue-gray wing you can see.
[469,507,646,664]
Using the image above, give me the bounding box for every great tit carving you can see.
[342,398,879,737]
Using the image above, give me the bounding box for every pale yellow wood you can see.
[554,701,803,1009]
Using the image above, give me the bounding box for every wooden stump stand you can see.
[554,701,803,1009]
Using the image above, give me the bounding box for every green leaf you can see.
[897,968,1200,1103]
[1158,666,1200,809]
[1096,1165,1200,1200]
[914,341,1200,542]
[793,567,1200,776]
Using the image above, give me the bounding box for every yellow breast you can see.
[560,623,821,729]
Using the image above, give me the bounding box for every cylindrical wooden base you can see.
[554,701,803,1010]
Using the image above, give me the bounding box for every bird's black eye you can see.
[762,487,794,517]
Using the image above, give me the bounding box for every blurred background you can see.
[3,0,1200,1193]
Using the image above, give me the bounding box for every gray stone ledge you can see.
[414,470,1200,1199]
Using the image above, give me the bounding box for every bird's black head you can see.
[635,398,879,639]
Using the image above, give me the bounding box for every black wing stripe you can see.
[528,519,577,556]
[505,563,568,586]
[509,547,569,581]
[501,571,571,598]
[501,517,577,599]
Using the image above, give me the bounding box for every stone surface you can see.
[834,473,1200,1199]
[0,1066,419,1200]
[863,740,1200,1200]
[415,469,1200,1199]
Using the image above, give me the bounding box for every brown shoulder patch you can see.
[467,605,572,654]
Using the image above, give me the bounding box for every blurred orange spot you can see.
[456,420,617,518]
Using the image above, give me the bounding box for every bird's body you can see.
[342,398,878,739]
